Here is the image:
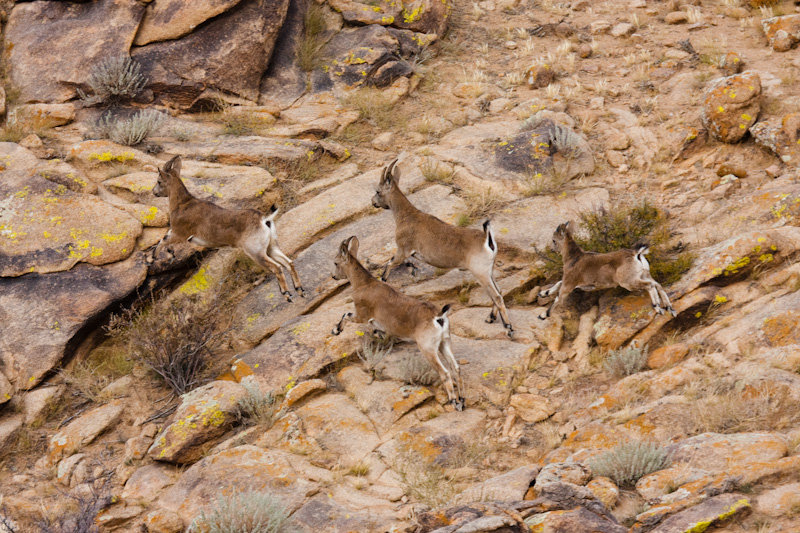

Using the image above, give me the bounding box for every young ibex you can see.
[152,155,304,302]
[538,221,675,319]
[331,236,465,411]
[373,159,513,336]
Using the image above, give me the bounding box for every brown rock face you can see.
[134,0,243,45]
[647,344,689,369]
[328,0,451,34]
[762,14,800,52]
[5,1,146,103]
[132,0,289,108]
[701,71,761,143]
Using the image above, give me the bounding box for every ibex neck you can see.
[168,174,194,212]
[388,186,417,218]
[562,234,584,261]
[346,258,376,289]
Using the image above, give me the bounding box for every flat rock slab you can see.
[0,415,23,451]
[457,465,540,503]
[527,507,627,533]
[0,171,142,276]
[378,409,487,466]
[293,393,382,463]
[48,399,124,463]
[666,432,788,473]
[148,381,248,464]
[292,493,398,533]
[157,445,317,527]
[0,253,147,390]
[5,0,145,103]
[121,464,178,504]
[159,136,320,167]
[133,0,289,107]
[381,335,536,406]
[134,0,243,46]
[647,493,751,533]
[338,366,434,436]
[490,188,610,255]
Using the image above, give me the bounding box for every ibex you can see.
[373,159,513,336]
[331,236,466,411]
[538,221,675,319]
[152,155,304,302]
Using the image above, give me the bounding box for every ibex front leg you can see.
[268,243,305,298]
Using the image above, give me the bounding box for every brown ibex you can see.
[538,221,675,319]
[331,236,465,411]
[152,155,304,302]
[372,159,513,336]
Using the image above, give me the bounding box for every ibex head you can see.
[154,155,182,197]
[332,236,359,280]
[372,159,400,209]
[552,221,572,250]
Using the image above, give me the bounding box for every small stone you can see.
[716,163,747,178]
[590,20,612,34]
[488,97,511,114]
[589,96,604,109]
[665,49,690,60]
[611,22,636,37]
[144,508,185,533]
[666,11,688,24]
[765,164,782,178]
[630,0,646,7]
[555,23,574,37]
[578,43,592,58]
[647,344,689,369]
[604,128,629,150]
[526,64,555,88]
[587,477,619,508]
[504,40,517,50]
[19,134,44,151]
[606,150,626,168]
[509,394,556,423]
[720,51,743,76]
[371,131,395,151]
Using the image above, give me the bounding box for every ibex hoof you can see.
[538,313,548,321]
[282,291,293,303]
[505,325,514,338]
[331,327,341,336]
[538,291,547,299]
[452,398,465,412]
[653,305,664,315]
[485,313,497,324]
[295,286,306,298]
[669,307,677,317]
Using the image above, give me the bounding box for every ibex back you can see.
[152,155,304,302]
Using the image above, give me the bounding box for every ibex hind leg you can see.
[247,250,294,302]
[655,283,676,317]
[268,243,305,297]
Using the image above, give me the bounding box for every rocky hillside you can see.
[1,0,800,531]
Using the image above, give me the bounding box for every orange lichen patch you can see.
[562,422,624,452]
[639,366,693,397]
[632,496,707,530]
[704,456,800,493]
[762,14,800,51]
[537,447,573,467]
[283,379,327,408]
[593,294,655,350]
[391,387,433,416]
[586,477,619,509]
[647,344,689,369]
[230,359,255,382]
[623,413,657,436]
[395,430,445,463]
[701,71,761,142]
[761,310,800,346]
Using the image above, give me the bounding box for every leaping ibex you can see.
[331,236,466,411]
[152,155,304,302]
[538,221,675,319]
[372,159,513,336]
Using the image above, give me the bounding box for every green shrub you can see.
[588,441,669,488]
[189,491,295,533]
[78,56,147,106]
[237,380,278,427]
[95,109,166,146]
[603,346,648,378]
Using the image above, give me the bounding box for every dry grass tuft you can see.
[689,382,800,434]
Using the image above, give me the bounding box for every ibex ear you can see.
[339,239,350,257]
[347,236,360,257]
[382,158,399,186]
[388,158,400,184]
[164,155,182,175]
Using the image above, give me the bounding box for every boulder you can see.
[762,14,800,52]
[0,415,23,451]
[7,104,75,130]
[134,0,243,45]
[156,445,316,526]
[328,0,450,33]
[337,366,434,435]
[158,136,321,167]
[0,372,12,405]
[0,254,147,390]
[527,507,627,533]
[457,465,540,503]
[645,494,750,533]
[312,25,435,91]
[756,482,800,517]
[132,0,289,108]
[48,399,125,463]
[122,465,177,504]
[750,115,800,166]
[0,171,142,276]
[647,344,689,369]
[148,381,248,464]
[144,509,185,533]
[700,71,761,143]
[510,394,557,423]
[666,432,787,473]
[258,0,308,108]
[5,0,146,103]
[21,384,64,425]
[292,493,397,532]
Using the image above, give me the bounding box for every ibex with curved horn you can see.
[152,155,304,301]
[331,236,465,411]
[372,159,513,336]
